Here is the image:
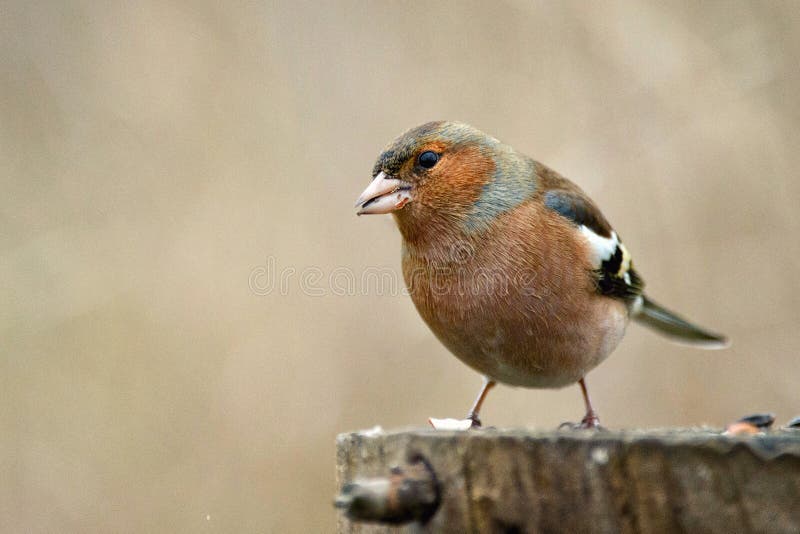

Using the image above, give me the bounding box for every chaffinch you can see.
[355,121,727,429]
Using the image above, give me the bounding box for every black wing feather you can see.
[543,189,644,305]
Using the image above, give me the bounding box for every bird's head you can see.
[356,121,532,242]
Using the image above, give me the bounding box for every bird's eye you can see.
[418,151,439,169]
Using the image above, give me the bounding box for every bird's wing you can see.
[542,189,644,305]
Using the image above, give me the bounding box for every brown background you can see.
[2,1,799,532]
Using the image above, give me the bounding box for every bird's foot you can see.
[580,411,602,429]
[466,412,482,429]
[558,411,606,431]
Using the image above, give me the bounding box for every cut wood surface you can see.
[336,427,800,533]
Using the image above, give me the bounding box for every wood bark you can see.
[336,428,800,533]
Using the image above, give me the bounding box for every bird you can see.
[354,121,727,429]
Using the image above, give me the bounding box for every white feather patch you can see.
[619,243,632,275]
[579,226,619,267]
[630,295,644,315]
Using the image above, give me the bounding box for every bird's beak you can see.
[354,171,413,215]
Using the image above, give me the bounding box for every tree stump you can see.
[335,428,800,533]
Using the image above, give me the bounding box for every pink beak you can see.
[354,172,413,215]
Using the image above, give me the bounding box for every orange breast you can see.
[401,200,629,388]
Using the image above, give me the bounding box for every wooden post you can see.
[336,428,800,533]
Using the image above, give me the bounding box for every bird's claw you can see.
[466,412,482,429]
[559,412,606,431]
[580,411,602,429]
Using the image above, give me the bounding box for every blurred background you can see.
[2,1,799,531]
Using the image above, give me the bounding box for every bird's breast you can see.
[399,206,628,387]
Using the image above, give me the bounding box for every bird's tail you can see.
[633,296,729,349]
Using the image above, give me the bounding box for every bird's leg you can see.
[577,377,601,429]
[466,378,496,428]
